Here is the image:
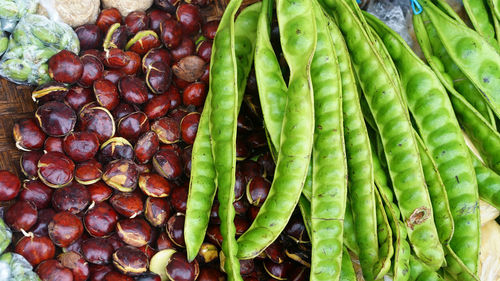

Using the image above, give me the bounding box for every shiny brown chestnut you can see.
[103,23,129,50]
[116,218,152,247]
[32,208,56,237]
[196,40,212,62]
[181,146,192,176]
[258,152,275,178]
[234,215,250,235]
[136,272,162,281]
[113,245,149,276]
[96,8,123,33]
[202,20,219,40]
[265,241,286,264]
[79,104,116,143]
[148,9,171,34]
[65,233,88,254]
[35,101,77,137]
[104,271,135,281]
[19,180,52,209]
[84,202,118,237]
[151,117,180,144]
[156,232,176,251]
[48,211,84,247]
[199,64,210,84]
[52,182,90,213]
[237,139,250,161]
[248,205,260,222]
[122,51,141,75]
[172,55,205,82]
[144,197,170,227]
[169,183,186,212]
[285,215,309,244]
[104,48,130,68]
[100,137,134,162]
[135,131,160,164]
[263,260,292,280]
[206,224,222,247]
[246,176,271,207]
[0,170,21,201]
[197,243,218,264]
[110,192,144,218]
[31,82,69,104]
[102,159,139,192]
[59,251,90,281]
[103,69,126,85]
[79,55,104,88]
[160,19,182,49]
[76,24,103,51]
[198,267,224,281]
[138,173,172,197]
[167,86,182,109]
[82,237,114,264]
[143,48,172,72]
[94,78,120,111]
[233,199,248,215]
[247,130,268,150]
[65,86,95,111]
[166,252,200,281]
[117,112,150,142]
[13,118,46,151]
[126,30,162,56]
[5,200,37,231]
[209,201,220,225]
[176,3,202,35]
[180,112,200,145]
[155,0,179,13]
[36,259,74,281]
[125,11,150,34]
[146,62,172,94]
[48,50,84,84]
[239,259,255,276]
[63,131,100,162]
[75,159,103,185]
[88,181,113,203]
[118,76,149,104]
[89,264,113,281]
[153,150,183,179]
[15,235,56,266]
[238,160,264,181]
[171,36,195,62]
[107,233,126,251]
[112,103,136,120]
[44,137,64,153]
[38,151,75,188]
[166,213,185,247]
[183,82,206,108]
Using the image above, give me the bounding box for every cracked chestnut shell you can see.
[20,150,44,179]
[138,173,172,197]
[166,252,199,281]
[110,192,144,218]
[100,137,135,162]
[79,104,116,143]
[116,218,152,247]
[113,245,148,276]
[94,78,120,111]
[58,251,90,281]
[144,197,170,227]
[160,19,182,49]
[117,112,150,143]
[126,30,162,56]
[166,213,185,247]
[32,82,69,104]
[35,101,77,137]
[75,159,103,185]
[151,117,180,144]
[38,151,75,188]
[153,150,183,179]
[102,159,139,192]
[125,11,150,34]
[180,112,200,145]
[19,180,52,209]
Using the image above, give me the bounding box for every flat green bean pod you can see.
[373,188,394,280]
[462,0,499,49]
[236,0,316,259]
[470,150,500,209]
[409,255,445,281]
[328,17,378,281]
[321,0,444,270]
[340,247,357,281]
[343,197,359,255]
[208,0,244,278]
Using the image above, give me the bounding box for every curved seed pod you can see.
[340,247,357,281]
[321,0,444,270]
[343,197,359,255]
[328,17,378,280]
[236,0,316,259]
[373,188,393,280]
[298,195,312,239]
[469,150,500,209]
[409,255,445,281]
[462,0,499,50]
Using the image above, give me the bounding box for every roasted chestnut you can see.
[151,117,180,144]
[79,104,116,143]
[166,213,185,247]
[125,11,150,34]
[94,78,120,111]
[88,181,113,203]
[145,62,172,94]
[75,159,103,185]
[5,200,37,231]
[102,159,139,192]
[0,170,21,201]
[13,118,46,151]
[36,259,74,281]
[20,150,44,179]
[52,182,90,213]
[63,131,100,162]
[100,137,134,163]
[79,54,105,88]
[153,150,183,179]
[58,251,90,281]
[110,192,144,218]
[35,101,77,137]
[116,218,152,247]
[138,173,172,197]
[84,202,118,237]
[15,235,56,266]
[144,197,170,227]
[76,24,103,51]
[65,86,95,111]
[118,76,149,104]
[113,245,149,276]
[48,50,84,84]
[160,19,182,49]
[82,237,114,264]
[19,180,53,209]
[126,30,162,56]
[180,112,200,145]
[166,252,200,281]
[117,112,150,142]
[48,211,84,247]
[31,82,69,104]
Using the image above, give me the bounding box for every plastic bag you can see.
[0,218,12,255]
[0,252,41,281]
[0,0,38,32]
[0,14,80,85]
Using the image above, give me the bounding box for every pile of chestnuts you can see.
[0,0,312,280]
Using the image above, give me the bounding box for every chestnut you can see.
[94,78,120,111]
[79,55,104,88]
[181,146,192,176]
[52,182,90,214]
[145,62,172,94]
[206,224,222,247]
[263,260,292,280]
[103,69,126,85]
[239,259,255,276]
[234,172,246,201]
[0,170,21,201]
[248,205,260,222]
[153,150,183,179]
[180,112,200,145]
[239,160,264,181]
[20,150,44,179]
[202,20,219,40]
[19,180,53,209]
[285,215,309,244]
[49,50,84,84]
[82,237,114,264]
[167,86,182,109]
[247,130,267,150]
[35,101,77,137]
[143,48,172,72]
[151,117,180,144]
[100,137,134,162]
[246,176,271,207]
[199,64,210,84]
[197,243,218,264]
[66,234,88,254]
[88,181,113,203]
[32,208,56,237]
[126,30,162,56]
[138,173,172,197]
[210,201,220,225]
[160,143,182,155]
[234,215,250,235]
[258,152,275,178]
[76,24,103,51]
[104,271,135,281]
[116,218,152,247]
[110,192,144,218]
[44,137,64,153]
[48,211,84,247]
[135,131,160,164]
[108,233,126,250]
[79,104,116,143]
[233,199,249,215]
[136,272,162,281]
[160,19,182,49]
[117,112,150,142]
[75,159,103,185]
[166,213,185,247]
[125,11,150,34]
[196,40,212,62]
[118,76,149,104]
[122,51,141,75]
[13,118,46,151]
[198,267,224,281]
[84,202,118,237]
[155,0,179,13]
[148,9,171,34]
[171,36,195,62]
[265,241,286,264]
[102,159,139,192]
[63,131,100,162]
[5,200,37,231]
[96,8,123,33]
[166,252,200,281]
[170,184,187,212]
[36,259,74,281]
[32,82,69,104]
[89,264,113,281]
[156,232,176,251]
[104,48,130,68]
[15,235,55,266]
[59,251,90,281]
[65,86,95,111]
[103,23,129,50]
[176,3,202,35]
[113,245,149,276]
[144,197,170,227]
[112,103,136,120]
[172,55,206,82]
